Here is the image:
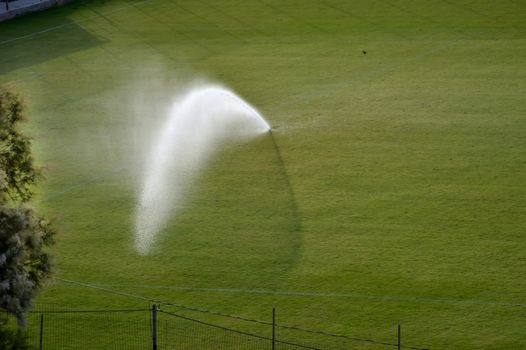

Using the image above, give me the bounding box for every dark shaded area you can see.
[251,131,303,276]
[268,131,302,235]
[0,20,104,75]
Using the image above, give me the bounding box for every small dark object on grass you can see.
[363,50,367,55]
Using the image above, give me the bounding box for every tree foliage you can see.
[0,318,33,350]
[0,90,40,203]
[0,88,55,327]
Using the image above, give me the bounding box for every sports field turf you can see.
[1,0,525,348]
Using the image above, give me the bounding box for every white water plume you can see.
[135,84,271,254]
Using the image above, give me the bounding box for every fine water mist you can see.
[135,84,270,255]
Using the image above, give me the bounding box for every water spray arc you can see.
[135,85,271,255]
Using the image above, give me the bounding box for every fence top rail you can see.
[26,308,151,314]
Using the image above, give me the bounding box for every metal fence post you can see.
[272,308,276,350]
[39,314,44,350]
[152,305,158,350]
[398,324,401,350]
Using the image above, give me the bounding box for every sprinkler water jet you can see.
[134,84,271,254]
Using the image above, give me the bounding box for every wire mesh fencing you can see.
[157,308,323,350]
[1,306,429,350]
[3,309,152,350]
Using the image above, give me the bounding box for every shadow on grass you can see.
[269,130,302,235]
[0,0,124,76]
[267,130,303,275]
[0,19,105,75]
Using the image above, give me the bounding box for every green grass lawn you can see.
[1,0,525,348]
